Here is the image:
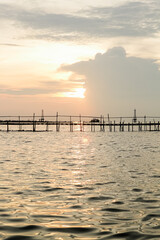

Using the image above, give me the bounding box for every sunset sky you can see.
[1,0,160,116]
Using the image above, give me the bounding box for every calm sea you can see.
[0,130,160,240]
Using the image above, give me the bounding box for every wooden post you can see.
[132,122,134,132]
[122,122,124,132]
[158,121,159,131]
[100,115,103,132]
[90,119,92,132]
[103,116,105,132]
[144,116,146,131]
[46,122,49,131]
[114,121,116,132]
[149,121,151,131]
[119,122,121,132]
[82,121,84,132]
[7,121,9,132]
[33,113,36,132]
[109,122,112,132]
[79,114,82,132]
[128,123,130,132]
[91,122,95,132]
[18,116,22,131]
[70,116,73,132]
[56,112,60,132]
[138,122,142,131]
[91,119,92,132]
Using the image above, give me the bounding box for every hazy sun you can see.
[60,88,86,98]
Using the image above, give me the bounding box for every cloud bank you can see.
[60,47,160,115]
[0,1,160,41]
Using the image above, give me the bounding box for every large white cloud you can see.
[60,47,160,115]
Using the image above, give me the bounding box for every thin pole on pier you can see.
[154,120,156,131]
[122,122,124,132]
[18,116,22,131]
[7,121,9,132]
[56,112,60,132]
[46,122,49,131]
[100,115,103,131]
[119,121,121,132]
[103,116,105,132]
[144,116,146,131]
[128,123,130,132]
[114,121,116,132]
[132,122,134,132]
[79,114,83,132]
[33,113,36,132]
[91,120,95,132]
[108,114,111,132]
[107,114,110,123]
[70,116,73,132]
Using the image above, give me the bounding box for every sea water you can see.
[0,130,160,240]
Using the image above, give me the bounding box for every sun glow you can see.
[60,88,86,98]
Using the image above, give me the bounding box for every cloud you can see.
[0,43,22,47]
[0,1,160,41]
[0,79,83,96]
[60,47,160,114]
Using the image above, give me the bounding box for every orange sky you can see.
[1,0,160,116]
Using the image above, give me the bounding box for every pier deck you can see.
[0,113,160,132]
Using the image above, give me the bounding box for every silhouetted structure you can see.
[133,109,137,123]
[0,111,160,132]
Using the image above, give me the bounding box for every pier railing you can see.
[0,113,160,132]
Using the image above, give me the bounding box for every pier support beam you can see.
[91,123,95,132]
[33,113,36,132]
[7,121,9,132]
[128,123,130,132]
[100,115,103,132]
[46,122,49,131]
[70,116,73,132]
[18,116,22,131]
[113,121,116,132]
[103,117,105,132]
[56,112,60,132]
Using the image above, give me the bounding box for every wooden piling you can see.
[109,122,112,132]
[33,113,36,132]
[56,112,60,132]
[132,123,134,132]
[114,121,116,132]
[70,116,73,132]
[18,116,22,131]
[79,114,83,132]
[103,117,105,132]
[91,122,95,132]
[7,121,9,132]
[128,123,130,132]
[46,122,49,131]
[122,122,124,132]
[100,115,103,132]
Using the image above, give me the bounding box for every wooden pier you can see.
[0,112,160,132]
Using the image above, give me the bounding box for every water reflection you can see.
[0,131,160,239]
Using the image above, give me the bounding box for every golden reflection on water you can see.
[0,132,160,239]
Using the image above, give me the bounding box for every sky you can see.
[1,0,160,116]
